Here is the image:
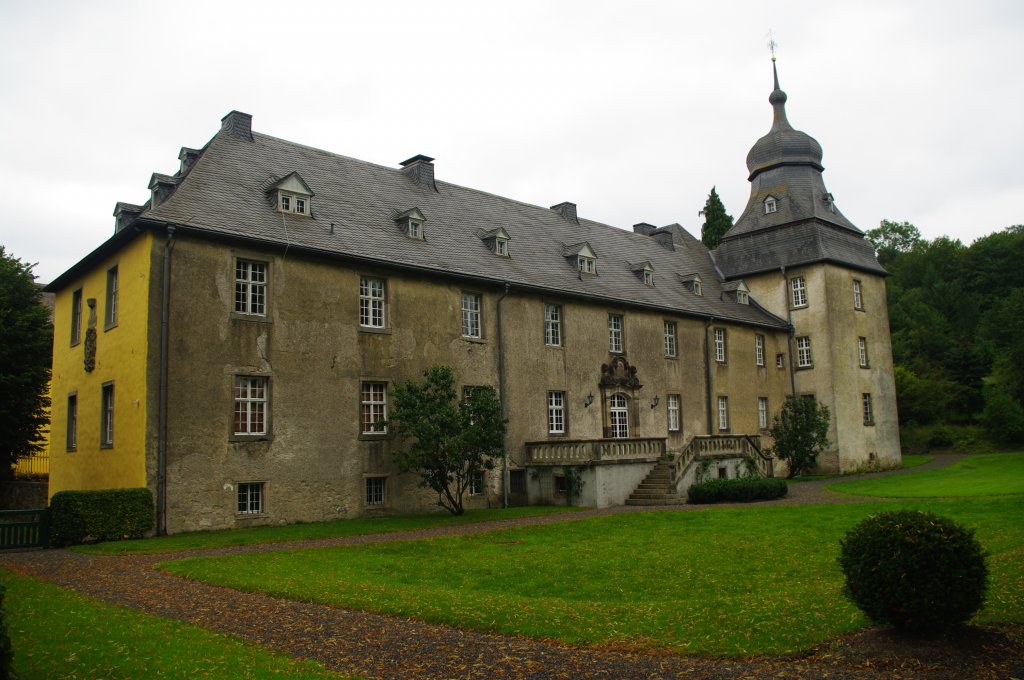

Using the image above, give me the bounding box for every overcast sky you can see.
[1,0,1021,284]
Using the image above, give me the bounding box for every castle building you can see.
[44,66,899,534]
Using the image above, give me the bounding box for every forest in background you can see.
[865,221,1024,448]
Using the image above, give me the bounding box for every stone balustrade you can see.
[525,437,666,466]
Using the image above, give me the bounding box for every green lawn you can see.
[899,453,934,469]
[1,568,346,679]
[828,452,1024,497]
[75,505,578,555]
[162,495,1024,657]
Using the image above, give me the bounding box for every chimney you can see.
[652,231,675,251]
[400,155,437,191]
[550,202,579,225]
[632,222,657,236]
[113,202,144,232]
[148,173,180,208]
[178,147,201,175]
[220,110,253,141]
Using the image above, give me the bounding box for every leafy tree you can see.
[766,396,830,478]
[387,366,506,515]
[0,246,52,480]
[865,219,922,265]
[699,186,733,249]
[980,380,1024,445]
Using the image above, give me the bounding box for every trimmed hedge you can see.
[838,510,988,633]
[687,477,788,504]
[50,488,155,547]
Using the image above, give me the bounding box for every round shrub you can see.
[838,510,988,632]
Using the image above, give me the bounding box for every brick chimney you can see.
[400,155,437,191]
[550,202,579,225]
[632,222,657,236]
[220,110,253,141]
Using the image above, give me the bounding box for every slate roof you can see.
[126,112,788,329]
[716,62,884,278]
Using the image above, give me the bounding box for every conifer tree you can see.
[700,186,734,249]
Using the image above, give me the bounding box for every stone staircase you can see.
[625,459,683,506]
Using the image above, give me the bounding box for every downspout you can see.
[782,266,796,396]
[704,317,714,433]
[496,282,511,508]
[157,226,176,535]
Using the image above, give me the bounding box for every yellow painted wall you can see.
[48,232,154,497]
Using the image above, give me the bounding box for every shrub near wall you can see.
[687,478,788,504]
[50,488,155,547]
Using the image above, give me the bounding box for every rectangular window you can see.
[667,394,680,432]
[105,266,119,327]
[509,469,527,495]
[547,391,566,434]
[755,334,765,366]
[758,396,769,430]
[796,336,813,368]
[280,195,291,212]
[234,260,267,316]
[853,279,863,310]
[237,482,264,514]
[858,337,869,368]
[544,304,562,346]
[578,256,595,274]
[776,353,785,368]
[361,382,387,434]
[294,197,306,215]
[664,321,677,358]
[714,328,727,363]
[66,393,78,450]
[359,277,386,328]
[608,314,623,353]
[790,276,807,308]
[70,289,83,345]
[863,393,874,425]
[365,477,386,505]
[100,382,114,447]
[461,292,481,338]
[233,376,268,436]
[717,396,729,431]
[469,470,485,496]
[609,394,629,438]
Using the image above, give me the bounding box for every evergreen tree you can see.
[699,186,733,249]
[0,246,52,480]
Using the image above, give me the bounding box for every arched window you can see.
[609,394,629,439]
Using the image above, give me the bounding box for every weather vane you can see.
[766,29,778,62]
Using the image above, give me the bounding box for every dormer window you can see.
[822,193,836,213]
[722,280,750,305]
[764,196,777,214]
[268,172,314,216]
[630,261,655,286]
[479,227,511,257]
[679,273,703,296]
[564,242,598,275]
[396,208,427,241]
[737,290,749,304]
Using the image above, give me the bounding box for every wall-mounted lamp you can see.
[584,393,594,408]
[650,395,660,409]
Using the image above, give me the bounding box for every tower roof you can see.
[745,61,824,180]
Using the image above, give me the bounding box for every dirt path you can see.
[4,453,1022,679]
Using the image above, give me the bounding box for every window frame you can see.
[100,381,114,448]
[359,276,387,329]
[461,292,482,339]
[758,396,769,430]
[237,482,265,515]
[790,276,807,308]
[764,196,778,214]
[494,237,509,257]
[853,279,864,310]
[609,393,629,439]
[577,255,596,275]
[717,395,729,431]
[667,394,681,432]
[361,381,388,436]
[233,375,269,438]
[796,336,813,369]
[468,470,485,496]
[70,288,83,345]
[642,270,654,286]
[104,265,119,329]
[407,218,424,240]
[664,320,677,358]
[608,314,623,354]
[858,337,869,368]
[365,476,387,506]
[547,390,566,435]
[755,333,765,367]
[544,304,562,347]
[862,393,875,425]
[714,327,727,363]
[66,392,78,451]
[234,258,268,317]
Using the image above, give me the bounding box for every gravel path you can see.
[4,453,1022,679]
